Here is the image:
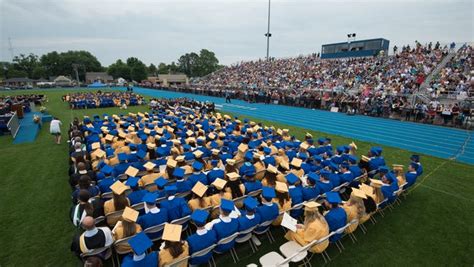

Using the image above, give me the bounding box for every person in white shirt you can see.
[49,117,62,144]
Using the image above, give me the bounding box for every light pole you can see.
[265,0,272,60]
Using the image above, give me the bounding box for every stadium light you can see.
[265,0,271,60]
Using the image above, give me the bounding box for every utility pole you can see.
[264,0,272,60]
[72,64,81,86]
[8,37,14,61]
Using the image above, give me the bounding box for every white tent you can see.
[54,75,72,86]
[117,77,126,86]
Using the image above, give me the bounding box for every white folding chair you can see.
[235,225,259,254]
[253,219,275,243]
[131,202,144,211]
[189,244,217,267]
[213,232,240,263]
[259,251,288,267]
[163,255,190,267]
[143,222,166,242]
[170,215,191,235]
[80,245,113,261]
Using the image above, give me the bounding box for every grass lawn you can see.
[0,88,473,267]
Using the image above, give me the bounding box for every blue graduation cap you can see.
[136,149,147,159]
[262,186,276,200]
[129,144,137,150]
[307,172,320,183]
[243,196,258,211]
[410,155,420,162]
[191,209,209,226]
[211,159,219,166]
[317,138,326,144]
[101,164,113,175]
[340,162,350,169]
[347,155,357,164]
[210,141,219,149]
[285,173,299,185]
[173,168,185,178]
[336,146,344,153]
[299,152,308,160]
[378,166,389,174]
[164,185,177,195]
[319,170,331,179]
[263,147,271,155]
[118,153,128,161]
[106,148,115,158]
[386,172,397,183]
[326,192,342,204]
[125,177,139,188]
[154,177,168,188]
[142,192,158,204]
[128,232,153,255]
[220,199,234,213]
[409,162,419,170]
[328,162,339,171]
[192,161,203,171]
[139,134,148,141]
[96,172,105,180]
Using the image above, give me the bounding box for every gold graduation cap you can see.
[218,132,226,138]
[175,155,185,162]
[350,141,358,150]
[370,179,384,187]
[92,149,106,159]
[235,119,241,124]
[208,132,216,139]
[137,112,145,117]
[226,159,236,166]
[167,127,174,133]
[167,158,177,168]
[162,223,183,242]
[147,143,156,149]
[156,128,164,135]
[223,114,231,120]
[276,129,283,135]
[282,129,289,133]
[125,166,139,177]
[300,142,309,150]
[144,128,151,135]
[304,201,321,211]
[192,181,208,197]
[143,162,156,171]
[118,131,127,139]
[392,164,404,171]
[275,181,288,193]
[91,142,101,150]
[122,207,139,222]
[266,164,278,174]
[238,143,248,153]
[186,130,194,137]
[193,150,204,158]
[351,188,368,199]
[105,134,114,142]
[227,172,240,181]
[110,181,128,195]
[305,132,313,138]
[280,160,290,170]
[211,149,220,155]
[291,158,302,168]
[361,155,370,162]
[212,178,227,190]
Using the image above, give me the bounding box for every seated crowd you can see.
[63,91,146,109]
[67,100,423,266]
[0,94,46,134]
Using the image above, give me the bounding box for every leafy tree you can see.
[126,57,147,81]
[148,63,157,76]
[178,52,200,77]
[107,59,131,80]
[176,49,220,77]
[12,53,39,77]
[31,66,47,79]
[39,50,102,81]
[7,69,28,78]
[157,62,169,74]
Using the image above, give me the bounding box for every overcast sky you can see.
[0,0,472,66]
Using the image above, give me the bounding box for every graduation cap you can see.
[370,178,384,187]
[317,138,326,144]
[142,192,158,204]
[410,155,420,162]
[359,183,376,198]
[143,161,156,171]
[285,173,299,185]
[279,160,290,170]
[105,134,114,142]
[220,199,235,213]
[262,186,276,199]
[164,185,178,195]
[192,161,203,171]
[110,181,128,195]
[118,153,128,161]
[307,172,320,183]
[326,192,342,204]
[175,155,185,162]
[304,201,321,211]
[162,223,182,242]
[125,166,139,177]
[212,178,227,190]
[136,149,147,159]
[351,188,367,199]
[266,164,278,174]
[300,142,309,150]
[361,155,370,162]
[122,207,139,222]
[191,209,209,227]
[128,232,153,255]
[378,166,389,174]
[91,142,101,150]
[263,147,271,155]
[226,172,240,181]
[101,164,114,175]
[275,181,288,193]
[193,150,204,158]
[125,177,139,188]
[291,158,302,168]
[238,143,248,153]
[154,177,168,188]
[167,158,177,168]
[173,167,185,179]
[192,181,208,197]
[243,196,258,211]
[347,155,358,164]
[305,132,313,138]
[92,149,106,159]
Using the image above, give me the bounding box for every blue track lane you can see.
[113,87,474,165]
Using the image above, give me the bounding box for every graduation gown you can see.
[325,207,347,242]
[187,229,217,265]
[139,173,160,187]
[316,180,334,194]
[212,217,239,253]
[104,198,130,215]
[284,218,330,253]
[160,197,191,221]
[404,171,418,189]
[302,186,319,201]
[158,242,189,267]
[137,208,168,239]
[272,198,292,225]
[342,204,359,233]
[188,197,212,211]
[121,252,159,267]
[255,202,279,231]
[288,186,304,218]
[112,221,142,252]
[210,192,232,218]
[238,212,261,236]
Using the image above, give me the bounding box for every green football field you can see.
[0,89,473,267]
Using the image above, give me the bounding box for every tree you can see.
[148,63,157,76]
[12,53,39,78]
[39,50,102,81]
[176,49,220,77]
[197,49,220,76]
[126,57,147,81]
[157,62,169,74]
[107,59,131,80]
[178,52,200,77]
[31,66,47,79]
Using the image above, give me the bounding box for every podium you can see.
[11,104,24,119]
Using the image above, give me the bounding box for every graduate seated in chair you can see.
[159,224,189,267]
[137,192,168,239]
[112,207,142,252]
[187,210,217,266]
[104,181,131,225]
[70,216,114,258]
[160,185,192,221]
[404,162,419,189]
[285,201,330,254]
[238,196,261,237]
[342,188,366,233]
[206,199,239,253]
[122,232,159,267]
[323,192,347,243]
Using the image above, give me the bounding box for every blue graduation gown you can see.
[302,186,319,201]
[415,163,423,176]
[128,190,147,205]
[339,171,354,184]
[255,203,279,232]
[238,212,261,236]
[213,217,239,253]
[404,171,418,189]
[381,184,396,206]
[329,173,341,187]
[98,177,117,193]
[175,180,192,193]
[137,208,168,239]
[316,181,334,194]
[207,169,225,184]
[188,173,208,186]
[114,162,130,176]
[244,181,262,194]
[121,251,158,267]
[187,229,217,265]
[331,155,344,165]
[288,186,304,218]
[160,197,191,221]
[349,166,362,178]
[325,207,347,242]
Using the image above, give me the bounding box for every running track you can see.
[115,87,474,165]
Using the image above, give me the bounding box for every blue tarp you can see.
[88,82,107,88]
